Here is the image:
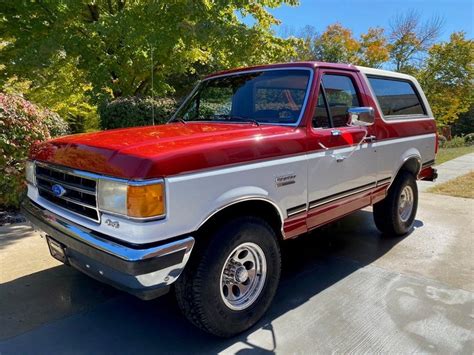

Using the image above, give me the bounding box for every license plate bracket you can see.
[47,237,68,264]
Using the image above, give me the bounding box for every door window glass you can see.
[312,85,331,128]
[322,75,360,127]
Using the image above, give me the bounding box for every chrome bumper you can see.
[21,198,194,300]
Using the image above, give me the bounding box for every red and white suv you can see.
[23,62,437,337]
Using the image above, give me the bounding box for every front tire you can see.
[175,216,281,337]
[373,171,418,236]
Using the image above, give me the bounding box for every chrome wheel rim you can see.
[219,242,267,311]
[399,185,414,222]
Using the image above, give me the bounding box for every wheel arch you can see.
[196,197,285,240]
[389,150,422,188]
[399,155,422,176]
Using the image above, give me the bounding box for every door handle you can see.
[364,135,377,143]
[331,129,342,136]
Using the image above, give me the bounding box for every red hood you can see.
[30,123,307,179]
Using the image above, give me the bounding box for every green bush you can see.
[464,133,474,146]
[0,93,68,209]
[443,136,468,149]
[99,96,177,130]
[42,110,69,137]
[439,135,474,149]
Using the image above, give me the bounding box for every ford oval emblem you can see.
[51,184,66,197]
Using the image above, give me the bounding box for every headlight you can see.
[25,161,36,185]
[98,180,165,219]
[98,180,128,215]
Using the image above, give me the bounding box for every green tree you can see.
[452,105,474,136]
[0,0,299,104]
[2,57,99,132]
[290,25,318,61]
[417,32,474,126]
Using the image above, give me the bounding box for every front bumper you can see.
[21,199,194,300]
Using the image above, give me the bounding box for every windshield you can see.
[173,69,312,125]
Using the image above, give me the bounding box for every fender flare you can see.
[196,186,285,233]
[388,149,422,189]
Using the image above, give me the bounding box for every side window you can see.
[312,85,331,128]
[322,75,360,127]
[368,77,426,117]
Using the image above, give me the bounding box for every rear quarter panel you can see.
[357,69,437,182]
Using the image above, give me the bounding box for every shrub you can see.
[464,133,474,146]
[0,94,68,209]
[99,96,177,130]
[438,135,447,148]
[43,110,69,137]
[443,136,467,149]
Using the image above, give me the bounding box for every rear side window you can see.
[368,77,426,117]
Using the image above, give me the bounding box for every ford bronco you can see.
[22,62,437,337]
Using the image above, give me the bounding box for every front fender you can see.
[200,186,284,228]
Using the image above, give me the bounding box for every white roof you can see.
[356,66,416,81]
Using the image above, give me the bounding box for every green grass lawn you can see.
[428,172,474,198]
[435,146,474,165]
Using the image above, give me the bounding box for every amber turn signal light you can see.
[127,183,165,218]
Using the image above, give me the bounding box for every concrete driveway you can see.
[1,191,473,354]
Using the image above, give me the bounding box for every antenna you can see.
[151,45,155,126]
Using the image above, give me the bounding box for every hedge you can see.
[99,96,177,130]
[0,94,68,209]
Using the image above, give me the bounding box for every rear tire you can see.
[175,216,281,337]
[373,171,418,236]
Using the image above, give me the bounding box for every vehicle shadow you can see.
[0,223,35,250]
[0,209,423,354]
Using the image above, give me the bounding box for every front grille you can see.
[35,163,100,222]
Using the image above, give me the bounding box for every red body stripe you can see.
[283,182,391,239]
[283,213,307,239]
[371,183,390,205]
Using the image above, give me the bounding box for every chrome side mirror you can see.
[348,107,375,126]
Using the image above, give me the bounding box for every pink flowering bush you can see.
[0,94,68,208]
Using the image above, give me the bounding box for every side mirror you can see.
[348,107,375,126]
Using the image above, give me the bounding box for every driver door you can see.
[306,71,377,229]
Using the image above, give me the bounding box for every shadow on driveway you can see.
[1,209,419,353]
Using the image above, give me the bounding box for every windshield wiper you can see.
[169,117,187,124]
[174,115,260,126]
[223,115,260,126]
